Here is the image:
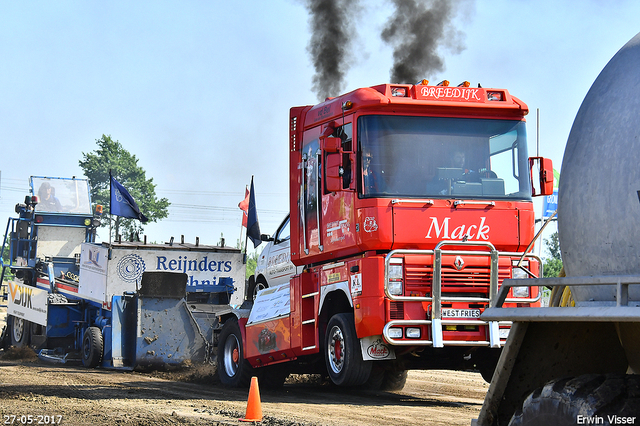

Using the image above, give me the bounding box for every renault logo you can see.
[454,256,465,271]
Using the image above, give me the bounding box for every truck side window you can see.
[275,217,290,244]
[332,123,353,189]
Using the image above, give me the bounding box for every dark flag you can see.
[247,177,261,248]
[110,172,148,223]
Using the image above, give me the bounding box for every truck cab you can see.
[218,82,553,390]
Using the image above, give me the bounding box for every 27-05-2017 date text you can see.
[3,415,63,425]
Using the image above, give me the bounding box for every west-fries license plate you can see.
[441,308,481,319]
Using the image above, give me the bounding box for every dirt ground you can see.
[0,346,487,426]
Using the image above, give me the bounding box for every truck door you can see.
[300,128,322,255]
[256,215,298,287]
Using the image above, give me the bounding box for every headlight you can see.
[406,328,421,339]
[512,286,530,298]
[388,328,403,338]
[388,264,403,279]
[512,267,529,279]
[388,281,403,296]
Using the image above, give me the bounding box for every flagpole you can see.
[109,169,112,245]
[239,185,247,264]
[244,177,253,264]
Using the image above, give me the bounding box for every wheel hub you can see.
[223,335,240,377]
[328,326,345,374]
[12,317,25,342]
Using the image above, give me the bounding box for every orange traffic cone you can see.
[240,376,262,422]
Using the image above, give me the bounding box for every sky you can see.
[1,0,638,255]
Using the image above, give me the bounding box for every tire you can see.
[324,313,372,387]
[509,374,640,426]
[381,369,408,391]
[217,318,253,388]
[10,316,30,348]
[82,327,103,368]
[255,277,269,300]
[366,365,407,391]
[365,365,385,389]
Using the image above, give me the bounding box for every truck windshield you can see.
[358,115,531,200]
[31,177,92,214]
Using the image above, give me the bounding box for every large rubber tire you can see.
[217,318,253,388]
[82,327,103,368]
[324,313,372,387]
[248,277,269,301]
[366,365,408,391]
[381,369,408,391]
[9,316,30,348]
[509,374,640,426]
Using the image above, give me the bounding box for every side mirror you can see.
[260,234,274,242]
[529,157,554,196]
[321,137,342,153]
[325,153,343,192]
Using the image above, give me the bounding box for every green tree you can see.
[543,231,563,277]
[246,250,258,278]
[1,235,14,281]
[79,135,170,240]
[236,239,259,278]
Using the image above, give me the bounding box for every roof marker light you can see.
[417,79,429,85]
[391,87,407,97]
[342,100,353,110]
[437,80,450,86]
[458,81,471,87]
[487,91,504,101]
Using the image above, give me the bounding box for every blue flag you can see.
[247,177,261,248]
[110,173,148,223]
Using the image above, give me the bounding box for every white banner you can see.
[78,243,246,307]
[247,283,291,324]
[7,281,48,326]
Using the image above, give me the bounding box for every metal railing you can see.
[482,275,640,323]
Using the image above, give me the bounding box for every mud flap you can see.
[360,335,396,361]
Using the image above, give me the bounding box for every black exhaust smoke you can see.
[305,0,359,101]
[304,0,468,98]
[383,0,465,84]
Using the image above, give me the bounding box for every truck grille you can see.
[405,262,510,297]
[389,301,404,319]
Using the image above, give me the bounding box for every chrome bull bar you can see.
[382,241,542,348]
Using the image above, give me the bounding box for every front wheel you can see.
[82,327,103,368]
[10,316,30,348]
[248,277,268,301]
[509,374,640,425]
[217,318,253,388]
[324,313,371,387]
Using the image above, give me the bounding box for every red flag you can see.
[238,187,249,227]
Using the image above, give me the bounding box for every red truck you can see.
[217,81,554,389]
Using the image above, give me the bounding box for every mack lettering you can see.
[425,216,490,240]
